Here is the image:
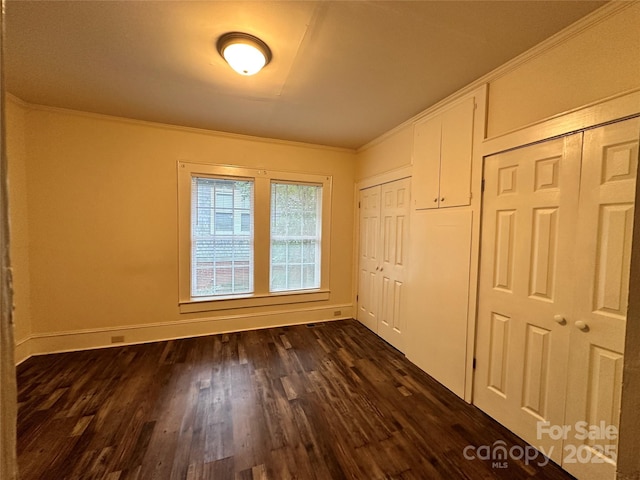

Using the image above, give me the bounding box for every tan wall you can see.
[488,2,640,138]
[6,97,31,345]
[22,106,356,337]
[355,125,413,181]
[356,3,640,179]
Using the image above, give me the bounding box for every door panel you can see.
[406,208,472,398]
[487,312,510,395]
[493,209,516,290]
[378,178,410,351]
[522,324,551,417]
[474,134,582,462]
[563,117,639,480]
[529,207,558,300]
[357,186,380,332]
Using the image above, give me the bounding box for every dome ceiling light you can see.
[217,32,272,76]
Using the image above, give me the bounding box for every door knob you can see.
[553,315,566,325]
[575,320,589,331]
[441,197,445,202]
[434,198,438,203]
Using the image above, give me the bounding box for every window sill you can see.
[179,289,330,314]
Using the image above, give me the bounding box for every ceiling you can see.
[5,1,606,150]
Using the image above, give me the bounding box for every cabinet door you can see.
[440,97,474,208]
[412,115,441,210]
[405,208,472,398]
[563,117,639,480]
[412,96,476,210]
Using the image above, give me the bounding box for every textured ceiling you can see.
[5,1,606,149]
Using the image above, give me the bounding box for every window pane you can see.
[287,240,302,263]
[214,212,233,232]
[192,176,253,296]
[287,265,302,289]
[271,264,286,290]
[302,264,317,289]
[271,241,286,263]
[270,182,322,292]
[240,213,250,232]
[302,240,316,263]
[215,191,233,209]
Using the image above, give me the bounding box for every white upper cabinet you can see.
[412,96,476,209]
[412,114,441,208]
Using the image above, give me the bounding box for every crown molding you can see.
[5,92,30,109]
[7,95,356,155]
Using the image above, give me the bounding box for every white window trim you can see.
[178,161,332,313]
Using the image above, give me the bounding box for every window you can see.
[178,162,331,312]
[191,177,253,297]
[270,182,322,291]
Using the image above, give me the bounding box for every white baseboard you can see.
[15,336,32,365]
[15,303,353,364]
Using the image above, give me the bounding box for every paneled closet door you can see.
[474,134,582,463]
[377,178,410,351]
[357,179,410,352]
[563,117,640,480]
[357,186,381,332]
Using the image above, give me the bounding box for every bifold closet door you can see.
[376,178,410,351]
[562,117,639,480]
[357,185,381,332]
[473,134,582,463]
[475,117,640,480]
[357,179,410,352]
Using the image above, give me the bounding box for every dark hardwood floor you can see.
[16,319,575,480]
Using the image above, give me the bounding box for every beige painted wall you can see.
[356,2,640,179]
[6,97,31,345]
[20,105,355,337]
[355,125,413,181]
[488,2,640,138]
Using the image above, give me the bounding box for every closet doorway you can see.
[357,178,410,352]
[474,117,640,480]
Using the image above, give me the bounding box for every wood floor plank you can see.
[16,320,577,479]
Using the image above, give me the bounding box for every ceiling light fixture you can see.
[217,32,272,76]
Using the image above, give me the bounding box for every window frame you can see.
[270,180,323,292]
[191,175,254,298]
[178,161,331,313]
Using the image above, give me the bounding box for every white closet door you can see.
[377,178,410,351]
[357,185,381,332]
[474,134,582,462]
[563,117,640,480]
